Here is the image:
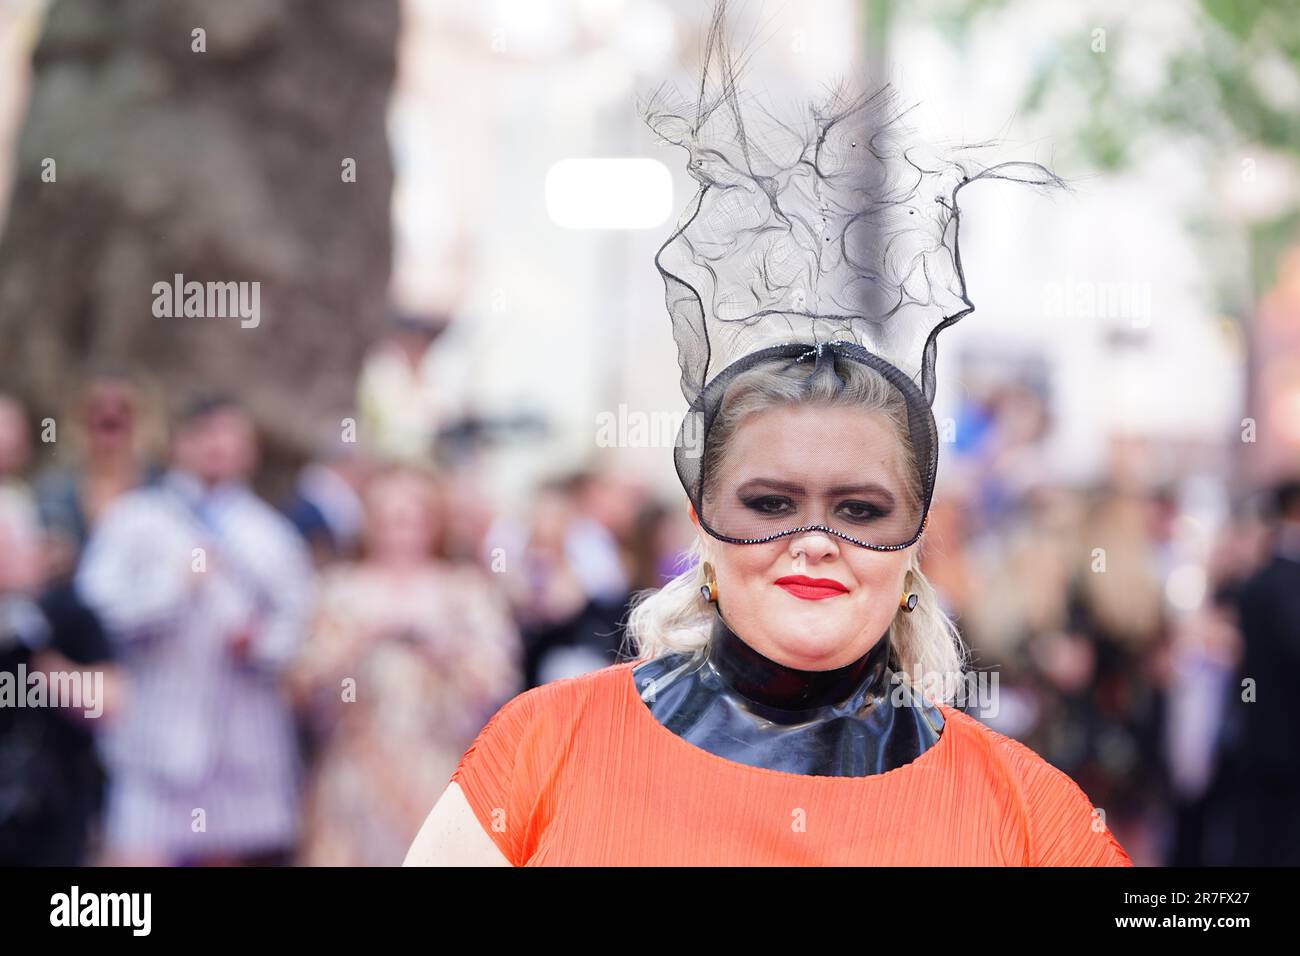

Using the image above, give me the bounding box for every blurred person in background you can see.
[0,484,123,865]
[495,475,630,687]
[1034,484,1172,865]
[980,383,1054,518]
[1164,573,1243,866]
[286,464,521,866]
[438,463,501,565]
[0,391,35,505]
[954,477,1170,864]
[75,394,316,866]
[1163,501,1269,865]
[958,483,1086,734]
[912,494,977,623]
[565,467,649,596]
[282,430,372,567]
[946,379,1055,538]
[626,498,696,597]
[356,307,468,464]
[34,370,164,581]
[1224,478,1300,865]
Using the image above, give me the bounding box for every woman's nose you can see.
[789,529,839,565]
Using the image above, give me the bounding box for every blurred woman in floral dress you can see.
[288,465,522,866]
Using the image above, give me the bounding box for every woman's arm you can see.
[403,782,512,866]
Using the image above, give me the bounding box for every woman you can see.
[0,485,124,865]
[289,465,521,866]
[405,0,1133,866]
[35,370,163,579]
[406,351,1133,865]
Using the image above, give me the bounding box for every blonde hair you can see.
[622,355,970,705]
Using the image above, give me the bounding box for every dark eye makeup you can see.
[742,494,795,516]
[739,493,893,523]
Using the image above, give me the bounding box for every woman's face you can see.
[366,472,438,564]
[694,403,918,671]
[83,379,136,455]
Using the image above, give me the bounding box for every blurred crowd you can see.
[0,311,681,867]
[1,320,1298,867]
[927,380,1300,867]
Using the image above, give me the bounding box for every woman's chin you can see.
[758,616,855,666]
[768,637,855,670]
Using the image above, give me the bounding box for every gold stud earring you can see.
[700,561,718,604]
[899,572,917,612]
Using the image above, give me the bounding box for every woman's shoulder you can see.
[935,705,1134,866]
[454,663,633,787]
[935,704,1091,794]
[449,662,637,865]
[473,662,633,737]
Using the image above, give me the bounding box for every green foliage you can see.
[904,0,1300,293]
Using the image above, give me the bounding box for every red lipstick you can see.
[774,575,849,601]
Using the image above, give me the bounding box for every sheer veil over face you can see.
[693,345,932,551]
[706,401,920,548]
[644,0,1065,557]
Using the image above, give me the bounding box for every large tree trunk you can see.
[0,0,399,458]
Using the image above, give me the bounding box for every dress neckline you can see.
[621,661,958,784]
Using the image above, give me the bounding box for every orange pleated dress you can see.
[449,661,1135,866]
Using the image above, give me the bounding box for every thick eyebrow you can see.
[736,478,897,501]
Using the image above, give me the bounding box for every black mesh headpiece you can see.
[642,0,1063,551]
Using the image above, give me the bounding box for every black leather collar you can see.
[631,609,944,777]
[706,610,890,714]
